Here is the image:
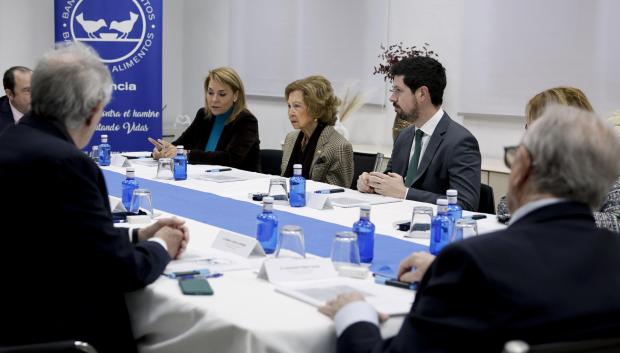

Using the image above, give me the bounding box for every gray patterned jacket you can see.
[497,177,620,232]
[281,125,354,188]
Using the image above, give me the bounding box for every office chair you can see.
[0,341,97,353]
[260,149,283,175]
[351,152,383,190]
[478,183,495,214]
[503,337,620,353]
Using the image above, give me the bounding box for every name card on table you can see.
[305,192,334,210]
[257,257,337,283]
[110,153,130,167]
[212,230,266,258]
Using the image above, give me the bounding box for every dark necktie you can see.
[405,129,424,186]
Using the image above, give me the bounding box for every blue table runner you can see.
[103,169,427,277]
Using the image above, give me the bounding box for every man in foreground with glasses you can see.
[321,105,620,352]
[356,56,481,211]
[0,43,189,353]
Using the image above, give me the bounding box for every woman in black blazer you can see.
[151,67,260,172]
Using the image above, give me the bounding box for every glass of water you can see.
[268,177,289,203]
[453,218,478,242]
[129,188,154,218]
[156,158,174,180]
[406,206,434,239]
[275,225,305,258]
[330,231,361,269]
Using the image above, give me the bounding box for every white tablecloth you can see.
[104,161,505,353]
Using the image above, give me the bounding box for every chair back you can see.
[478,183,495,214]
[503,337,620,353]
[351,152,382,190]
[260,149,283,175]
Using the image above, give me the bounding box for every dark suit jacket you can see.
[173,108,260,172]
[0,95,15,134]
[386,112,481,211]
[338,201,620,353]
[0,114,170,353]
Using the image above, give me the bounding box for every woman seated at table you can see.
[150,67,260,172]
[497,86,620,232]
[280,75,353,188]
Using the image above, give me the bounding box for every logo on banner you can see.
[60,0,157,72]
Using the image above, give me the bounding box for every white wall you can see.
[2,0,614,160]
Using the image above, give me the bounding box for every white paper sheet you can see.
[275,277,414,316]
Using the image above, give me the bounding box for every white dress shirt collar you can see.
[9,100,24,123]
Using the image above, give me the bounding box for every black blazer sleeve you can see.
[337,243,493,353]
[57,154,170,290]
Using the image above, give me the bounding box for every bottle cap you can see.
[92,145,98,150]
[293,164,302,169]
[263,196,274,203]
[446,189,457,196]
[101,134,108,142]
[360,204,371,211]
[177,145,184,150]
[126,167,135,172]
[436,198,448,206]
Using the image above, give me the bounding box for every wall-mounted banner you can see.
[54,0,162,152]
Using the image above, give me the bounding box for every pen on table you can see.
[165,269,212,279]
[374,275,417,290]
[205,168,232,173]
[178,272,223,280]
[314,188,345,194]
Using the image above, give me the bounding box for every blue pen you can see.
[314,188,345,194]
[177,272,224,280]
[165,269,211,279]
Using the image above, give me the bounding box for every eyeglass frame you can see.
[503,145,518,169]
[504,144,535,170]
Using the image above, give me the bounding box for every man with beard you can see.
[357,57,481,210]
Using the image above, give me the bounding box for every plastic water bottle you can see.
[98,134,111,166]
[430,199,451,255]
[353,204,375,263]
[289,164,306,207]
[173,145,187,180]
[256,196,278,254]
[121,167,139,210]
[446,189,463,235]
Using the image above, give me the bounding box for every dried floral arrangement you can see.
[373,42,439,81]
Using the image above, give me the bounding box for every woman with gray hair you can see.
[281,75,354,188]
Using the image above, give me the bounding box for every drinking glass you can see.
[330,231,361,269]
[453,218,478,241]
[268,177,289,203]
[274,225,305,258]
[156,158,174,180]
[406,206,434,238]
[129,188,154,218]
[372,153,385,172]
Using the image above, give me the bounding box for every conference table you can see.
[102,159,505,353]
